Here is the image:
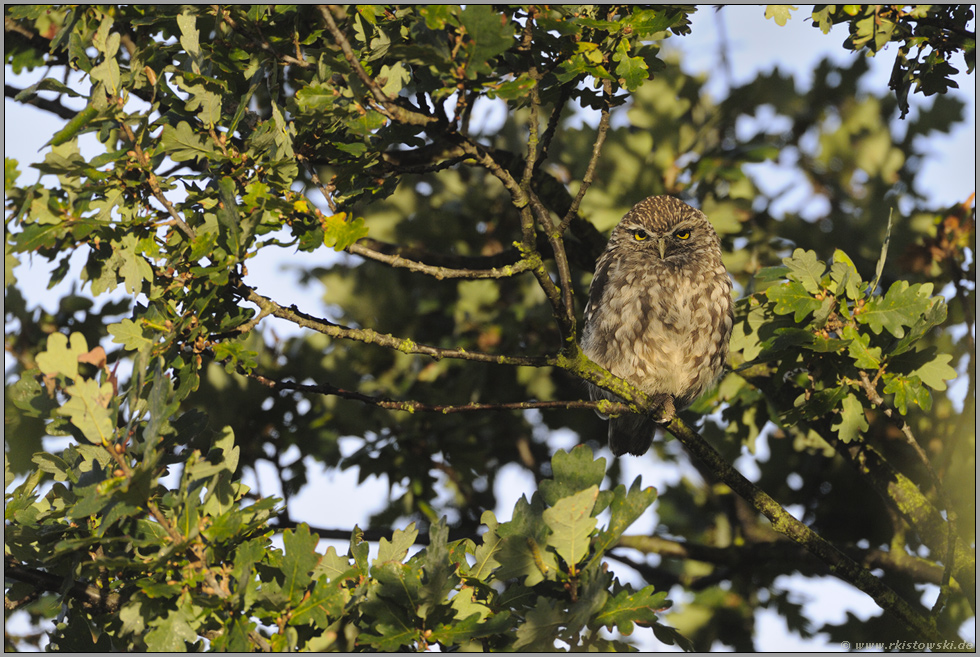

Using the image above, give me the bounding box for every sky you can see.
[4,5,976,651]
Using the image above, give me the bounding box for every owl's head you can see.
[607,196,721,265]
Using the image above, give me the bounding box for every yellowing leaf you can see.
[322,212,369,251]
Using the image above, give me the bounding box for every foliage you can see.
[769,4,976,117]
[5,4,976,652]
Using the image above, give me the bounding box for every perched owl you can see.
[581,196,734,456]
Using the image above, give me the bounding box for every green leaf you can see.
[295,83,336,112]
[48,106,99,147]
[870,209,893,294]
[830,249,864,300]
[186,85,221,127]
[495,495,557,586]
[109,318,156,351]
[883,373,933,414]
[857,281,933,338]
[783,248,825,293]
[543,485,598,569]
[831,393,868,443]
[313,545,354,582]
[888,298,948,357]
[469,510,503,579]
[613,40,650,91]
[289,575,345,628]
[765,5,799,26]
[766,281,823,322]
[539,444,606,507]
[843,326,882,369]
[592,585,670,635]
[159,121,215,162]
[512,598,564,651]
[144,605,199,652]
[177,11,203,74]
[59,378,116,445]
[281,524,322,603]
[590,479,658,561]
[377,522,418,564]
[36,331,88,379]
[418,519,457,619]
[910,352,956,391]
[459,5,516,77]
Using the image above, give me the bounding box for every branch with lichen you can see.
[664,416,950,643]
[856,370,959,613]
[743,371,975,610]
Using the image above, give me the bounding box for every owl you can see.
[581,196,734,456]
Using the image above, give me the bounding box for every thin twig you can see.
[4,83,79,120]
[318,5,435,126]
[346,241,534,280]
[559,78,612,235]
[237,285,550,367]
[118,121,197,241]
[297,152,338,213]
[247,370,629,415]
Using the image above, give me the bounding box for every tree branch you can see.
[616,533,957,590]
[4,556,121,615]
[559,78,612,235]
[237,285,550,367]
[665,416,951,642]
[244,369,628,415]
[317,5,436,127]
[5,83,79,120]
[346,241,534,280]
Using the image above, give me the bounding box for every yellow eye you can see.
[674,229,690,240]
[633,229,648,241]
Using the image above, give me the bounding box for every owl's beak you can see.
[657,237,666,260]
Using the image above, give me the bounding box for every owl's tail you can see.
[608,414,658,456]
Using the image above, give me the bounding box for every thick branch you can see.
[617,534,956,590]
[665,417,950,642]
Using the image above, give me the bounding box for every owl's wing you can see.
[583,254,613,327]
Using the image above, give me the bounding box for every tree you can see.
[4,4,975,651]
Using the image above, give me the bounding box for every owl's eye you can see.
[673,229,691,240]
[633,229,648,241]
